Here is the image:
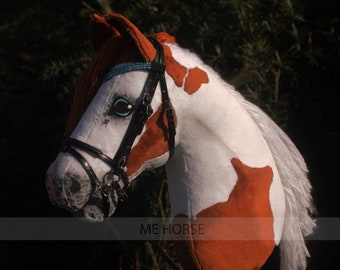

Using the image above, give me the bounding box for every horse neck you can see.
[165,71,285,220]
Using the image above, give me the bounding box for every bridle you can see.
[61,39,176,216]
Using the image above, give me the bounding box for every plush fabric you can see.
[184,67,209,94]
[57,12,315,270]
[105,13,157,61]
[65,13,209,135]
[95,13,210,95]
[127,105,176,176]
[174,158,275,270]
[90,13,120,52]
[70,13,274,269]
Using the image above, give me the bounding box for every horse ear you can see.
[105,13,157,61]
[89,13,120,52]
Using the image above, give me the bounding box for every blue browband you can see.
[103,62,153,82]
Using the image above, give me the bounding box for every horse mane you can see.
[228,88,316,270]
[64,36,143,136]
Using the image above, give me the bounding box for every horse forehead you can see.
[103,71,149,96]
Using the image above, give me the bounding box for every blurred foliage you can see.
[0,0,339,269]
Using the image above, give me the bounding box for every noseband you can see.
[62,39,176,216]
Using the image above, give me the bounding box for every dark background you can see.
[0,0,339,269]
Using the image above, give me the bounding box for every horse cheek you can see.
[127,106,170,176]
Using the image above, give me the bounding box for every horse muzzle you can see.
[45,154,113,222]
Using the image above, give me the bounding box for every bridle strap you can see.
[63,146,102,190]
[61,39,176,216]
[110,62,166,170]
[160,73,176,157]
[65,138,114,166]
[110,38,175,169]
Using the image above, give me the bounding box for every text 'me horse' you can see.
[46,13,315,270]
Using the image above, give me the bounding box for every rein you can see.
[62,39,176,216]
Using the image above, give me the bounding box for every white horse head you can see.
[46,13,315,270]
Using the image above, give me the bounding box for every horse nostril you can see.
[69,176,81,193]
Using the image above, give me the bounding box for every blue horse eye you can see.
[110,97,135,117]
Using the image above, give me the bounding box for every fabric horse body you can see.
[46,13,315,270]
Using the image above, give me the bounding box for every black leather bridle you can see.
[61,39,176,216]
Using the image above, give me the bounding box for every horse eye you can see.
[110,97,135,118]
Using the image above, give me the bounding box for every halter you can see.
[61,39,176,216]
